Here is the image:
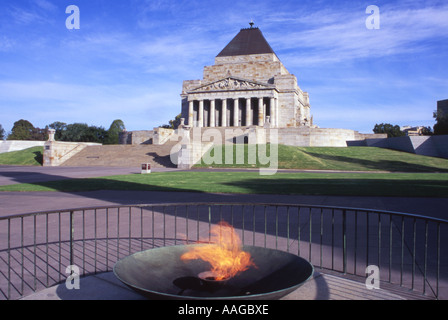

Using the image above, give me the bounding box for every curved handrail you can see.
[2,202,447,224]
[1,202,446,300]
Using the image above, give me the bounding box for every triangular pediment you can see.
[189,77,274,93]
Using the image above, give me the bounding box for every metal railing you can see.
[0,203,447,300]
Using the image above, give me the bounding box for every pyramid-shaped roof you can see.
[216,27,276,57]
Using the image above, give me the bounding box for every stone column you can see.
[258,97,264,127]
[222,99,227,127]
[48,129,56,141]
[188,100,194,127]
[246,98,251,126]
[210,99,215,127]
[198,99,204,128]
[270,97,275,128]
[233,98,239,127]
[275,98,279,127]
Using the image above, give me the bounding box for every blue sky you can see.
[0,0,447,135]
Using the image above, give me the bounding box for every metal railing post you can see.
[70,210,75,267]
[342,209,347,274]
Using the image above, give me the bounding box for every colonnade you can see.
[188,97,278,128]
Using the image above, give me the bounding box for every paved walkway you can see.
[2,188,447,221]
[0,165,179,186]
[22,270,416,300]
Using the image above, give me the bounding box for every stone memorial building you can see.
[120,23,382,148]
[44,23,388,167]
[180,24,311,129]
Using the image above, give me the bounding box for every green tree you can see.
[104,119,125,144]
[373,123,405,138]
[60,123,108,143]
[0,124,5,140]
[7,119,35,140]
[7,120,48,141]
[30,126,48,141]
[48,121,67,140]
[161,113,182,129]
[84,125,108,143]
[420,126,433,136]
[60,123,89,142]
[433,110,448,135]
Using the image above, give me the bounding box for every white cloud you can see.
[60,29,219,79]
[34,0,58,12]
[269,3,448,66]
[0,36,15,52]
[6,3,55,26]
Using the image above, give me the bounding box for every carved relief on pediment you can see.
[190,77,271,92]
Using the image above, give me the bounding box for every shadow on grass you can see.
[218,177,448,198]
[3,169,448,198]
[303,151,448,173]
[33,151,43,166]
[0,170,193,193]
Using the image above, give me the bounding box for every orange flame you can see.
[180,221,256,280]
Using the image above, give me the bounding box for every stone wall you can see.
[153,128,175,145]
[347,135,448,159]
[119,128,176,145]
[191,126,379,147]
[119,130,154,145]
[0,140,46,154]
[43,141,102,166]
[275,127,375,147]
[432,135,448,158]
[120,126,382,148]
[204,53,288,83]
[174,128,214,169]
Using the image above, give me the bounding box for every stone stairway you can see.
[60,142,179,168]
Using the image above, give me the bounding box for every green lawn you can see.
[1,171,447,197]
[0,146,43,166]
[3,145,448,173]
[195,145,448,172]
[1,145,448,197]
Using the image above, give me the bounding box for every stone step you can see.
[60,143,179,168]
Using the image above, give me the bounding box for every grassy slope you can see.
[195,145,448,172]
[0,146,43,166]
[1,145,448,197]
[2,145,448,172]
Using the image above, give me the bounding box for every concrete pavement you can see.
[0,165,179,186]
[1,189,447,220]
[21,270,415,300]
